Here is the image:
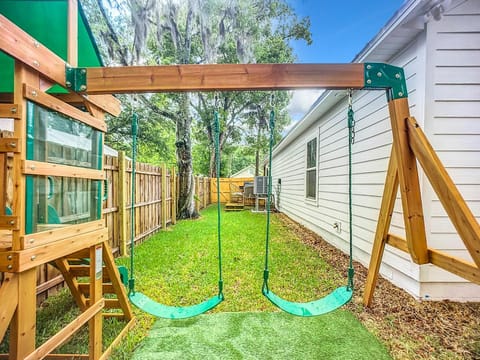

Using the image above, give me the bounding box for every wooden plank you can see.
[0,273,18,343]
[0,14,66,86]
[55,259,87,311]
[78,283,114,294]
[36,274,64,295]
[22,220,104,249]
[23,85,106,132]
[386,234,480,285]
[118,152,127,255]
[22,160,105,180]
[388,98,428,265]
[101,241,133,320]
[161,163,167,230]
[53,93,121,117]
[12,63,39,252]
[85,63,365,94]
[23,299,104,360]
[9,268,36,359]
[67,0,78,67]
[0,228,108,272]
[89,244,103,359]
[0,215,19,230]
[0,154,6,216]
[0,104,21,119]
[363,148,399,307]
[0,138,20,153]
[406,116,480,268]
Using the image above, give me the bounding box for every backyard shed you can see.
[272,0,480,301]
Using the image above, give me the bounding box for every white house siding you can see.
[420,0,480,300]
[273,0,480,301]
[273,36,426,299]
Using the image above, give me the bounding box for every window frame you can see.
[305,135,318,203]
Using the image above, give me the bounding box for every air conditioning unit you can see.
[254,176,268,195]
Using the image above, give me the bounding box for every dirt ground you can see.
[277,213,480,360]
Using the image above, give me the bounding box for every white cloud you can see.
[287,89,323,121]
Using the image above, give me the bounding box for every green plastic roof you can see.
[0,0,103,93]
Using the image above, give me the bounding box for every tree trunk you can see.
[176,93,198,219]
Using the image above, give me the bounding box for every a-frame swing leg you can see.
[363,97,429,306]
[363,148,399,307]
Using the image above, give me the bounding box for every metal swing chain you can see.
[213,98,224,299]
[263,94,276,293]
[347,89,355,290]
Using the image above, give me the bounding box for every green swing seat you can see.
[261,105,355,317]
[129,292,223,319]
[262,286,353,317]
[126,112,224,319]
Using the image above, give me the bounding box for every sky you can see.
[286,0,406,122]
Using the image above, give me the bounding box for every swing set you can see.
[1,9,480,358]
[126,93,356,318]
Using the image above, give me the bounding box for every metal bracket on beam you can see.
[363,63,407,100]
[65,66,87,92]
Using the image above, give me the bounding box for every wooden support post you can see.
[171,166,176,225]
[203,177,207,209]
[0,274,18,342]
[0,153,5,215]
[55,259,88,311]
[194,177,200,214]
[363,148,399,306]
[388,98,428,264]
[118,151,127,256]
[101,241,133,320]
[406,117,480,268]
[9,268,36,359]
[9,60,39,360]
[67,0,78,67]
[161,163,167,230]
[88,244,103,359]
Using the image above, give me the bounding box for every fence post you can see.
[161,163,167,230]
[118,151,127,256]
[194,176,199,213]
[203,177,207,209]
[171,166,177,224]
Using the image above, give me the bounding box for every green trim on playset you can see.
[25,102,35,234]
[65,66,87,92]
[263,287,353,317]
[363,63,408,100]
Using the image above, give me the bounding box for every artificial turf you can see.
[133,311,391,359]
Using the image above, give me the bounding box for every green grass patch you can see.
[118,206,346,313]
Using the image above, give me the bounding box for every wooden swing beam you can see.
[0,9,479,360]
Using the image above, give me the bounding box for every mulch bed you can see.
[277,213,480,360]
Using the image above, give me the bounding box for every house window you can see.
[306,137,317,200]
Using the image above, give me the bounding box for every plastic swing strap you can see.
[127,110,224,319]
[261,100,354,317]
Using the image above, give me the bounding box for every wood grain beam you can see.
[363,148,399,307]
[406,117,480,268]
[388,98,428,264]
[386,234,480,285]
[84,63,365,94]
